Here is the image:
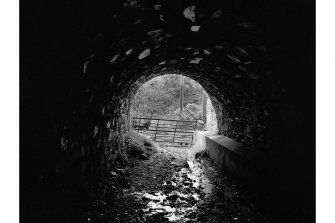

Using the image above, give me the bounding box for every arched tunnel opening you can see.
[21,1,315,223]
[129,74,218,144]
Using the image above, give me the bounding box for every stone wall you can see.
[21,0,314,222]
[205,95,218,132]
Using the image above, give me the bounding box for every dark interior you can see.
[21,0,315,222]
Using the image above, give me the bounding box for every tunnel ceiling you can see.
[76,0,286,152]
[85,0,277,104]
[21,1,306,173]
[21,1,315,221]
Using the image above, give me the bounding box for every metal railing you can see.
[132,117,204,146]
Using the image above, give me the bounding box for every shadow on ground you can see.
[86,143,268,223]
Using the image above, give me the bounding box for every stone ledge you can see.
[193,130,217,149]
[205,135,266,185]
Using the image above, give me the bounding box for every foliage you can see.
[124,131,158,158]
[185,103,202,120]
[130,74,204,120]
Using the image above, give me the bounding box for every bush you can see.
[170,103,202,120]
[124,131,158,158]
[185,103,202,119]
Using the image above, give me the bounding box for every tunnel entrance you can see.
[20,0,315,222]
[129,74,217,146]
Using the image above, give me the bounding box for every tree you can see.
[130,74,205,120]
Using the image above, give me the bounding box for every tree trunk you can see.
[179,75,184,119]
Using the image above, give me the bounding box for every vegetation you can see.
[109,130,158,166]
[130,74,205,120]
[124,131,158,159]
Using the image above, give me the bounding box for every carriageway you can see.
[21,1,315,223]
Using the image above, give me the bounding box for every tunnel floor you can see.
[86,145,268,223]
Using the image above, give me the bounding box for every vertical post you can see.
[154,119,160,141]
[191,120,198,146]
[202,91,207,120]
[179,75,184,119]
[173,120,178,144]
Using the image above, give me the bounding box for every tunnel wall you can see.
[205,135,267,185]
[21,0,314,222]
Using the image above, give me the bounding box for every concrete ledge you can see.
[206,135,266,185]
[193,130,217,149]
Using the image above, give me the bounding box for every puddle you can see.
[132,159,214,222]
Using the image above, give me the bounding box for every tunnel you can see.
[21,0,315,222]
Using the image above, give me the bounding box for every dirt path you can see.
[86,145,268,223]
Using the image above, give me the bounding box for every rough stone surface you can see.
[86,145,267,223]
[205,95,218,132]
[21,1,315,222]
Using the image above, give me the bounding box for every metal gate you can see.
[132,117,204,146]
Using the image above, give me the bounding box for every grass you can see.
[124,131,158,158]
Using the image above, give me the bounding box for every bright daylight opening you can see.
[130,74,217,146]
